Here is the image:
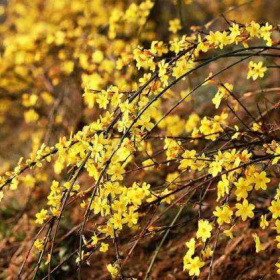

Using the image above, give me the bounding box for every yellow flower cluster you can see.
[1,2,280,277]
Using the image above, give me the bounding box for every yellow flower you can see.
[100,242,109,252]
[276,261,280,274]
[138,115,154,131]
[252,122,262,132]
[260,22,273,46]
[185,256,205,276]
[51,207,60,217]
[217,31,231,49]
[217,174,229,201]
[276,236,280,249]
[254,171,270,190]
[185,113,200,133]
[91,235,99,246]
[196,34,209,53]
[213,205,233,225]
[107,263,119,279]
[151,41,168,56]
[22,94,38,107]
[35,209,49,224]
[41,92,53,105]
[196,219,212,242]
[92,50,104,63]
[185,238,195,257]
[160,189,175,204]
[246,21,261,38]
[34,239,44,251]
[24,109,39,123]
[91,197,110,216]
[229,23,241,42]
[235,199,255,221]
[234,177,253,201]
[158,60,168,77]
[123,207,138,228]
[139,73,152,86]
[109,213,124,230]
[212,91,223,109]
[179,149,196,170]
[260,215,269,229]
[247,61,267,80]
[169,18,182,33]
[212,83,233,109]
[61,60,74,74]
[252,233,264,253]
[107,163,125,181]
[208,160,222,177]
[224,226,234,239]
[274,220,280,234]
[205,31,220,46]
[96,91,109,109]
[269,200,280,219]
[202,246,213,259]
[134,48,155,71]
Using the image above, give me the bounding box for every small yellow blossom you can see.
[247,61,267,80]
[35,209,49,224]
[185,256,205,276]
[107,263,119,279]
[235,199,255,221]
[252,233,264,253]
[214,205,233,225]
[100,242,109,252]
[24,109,39,123]
[196,219,212,242]
[269,200,280,219]
[260,215,269,229]
[169,18,182,33]
[34,239,44,251]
